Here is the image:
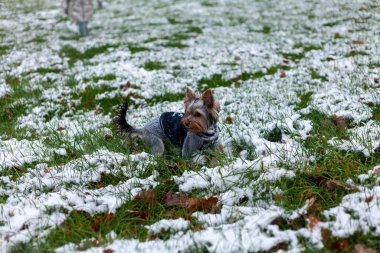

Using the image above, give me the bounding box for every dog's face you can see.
[180,87,220,133]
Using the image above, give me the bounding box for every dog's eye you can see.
[194,112,202,117]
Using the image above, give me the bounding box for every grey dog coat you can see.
[159,112,188,146]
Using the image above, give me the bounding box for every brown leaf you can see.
[270,242,288,251]
[323,179,343,192]
[331,240,348,252]
[283,59,289,64]
[120,81,132,89]
[354,40,364,45]
[90,213,115,231]
[332,115,347,129]
[234,56,241,61]
[149,234,158,240]
[307,214,320,230]
[306,196,316,207]
[43,168,49,174]
[375,167,380,175]
[280,70,287,78]
[365,195,374,203]
[374,77,379,84]
[19,223,29,231]
[353,244,378,253]
[134,189,156,204]
[126,92,140,99]
[162,192,219,212]
[162,192,187,206]
[57,126,66,131]
[186,196,219,212]
[225,116,234,124]
[105,134,113,141]
[192,224,205,231]
[321,228,331,243]
[103,249,114,253]
[374,145,380,154]
[273,194,284,203]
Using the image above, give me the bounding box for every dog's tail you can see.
[114,102,142,136]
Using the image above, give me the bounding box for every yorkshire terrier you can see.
[114,87,220,157]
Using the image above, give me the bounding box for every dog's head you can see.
[180,87,220,133]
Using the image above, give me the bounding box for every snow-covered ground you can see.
[1,0,380,252]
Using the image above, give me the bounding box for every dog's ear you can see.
[184,87,196,109]
[202,89,220,121]
[201,89,215,109]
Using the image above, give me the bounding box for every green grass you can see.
[35,68,62,74]
[60,44,118,65]
[198,64,291,89]
[270,108,380,251]
[293,44,323,52]
[282,52,305,61]
[71,85,125,114]
[0,45,10,55]
[368,62,380,69]
[17,159,216,252]
[3,1,380,252]
[311,69,328,81]
[262,25,271,34]
[372,105,380,121]
[0,166,30,181]
[145,92,184,105]
[128,44,149,53]
[296,92,313,110]
[84,73,117,83]
[0,75,43,139]
[143,61,166,71]
[345,51,370,57]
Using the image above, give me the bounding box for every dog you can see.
[114,87,220,158]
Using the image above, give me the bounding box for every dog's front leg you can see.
[181,134,201,157]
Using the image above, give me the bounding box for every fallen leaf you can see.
[306,196,316,207]
[353,244,378,253]
[19,223,29,231]
[365,195,374,203]
[4,108,13,118]
[332,115,347,129]
[149,234,158,240]
[354,40,364,45]
[307,214,320,230]
[374,145,380,154]
[321,228,331,243]
[162,192,219,212]
[120,81,132,89]
[162,192,187,206]
[127,92,140,99]
[134,189,156,204]
[225,116,234,124]
[280,70,287,78]
[323,179,344,192]
[57,126,66,131]
[374,77,379,84]
[90,213,115,231]
[186,196,219,212]
[234,56,241,61]
[375,167,380,175]
[105,134,113,141]
[103,249,114,253]
[43,168,49,173]
[283,59,289,64]
[331,240,348,252]
[270,242,288,251]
